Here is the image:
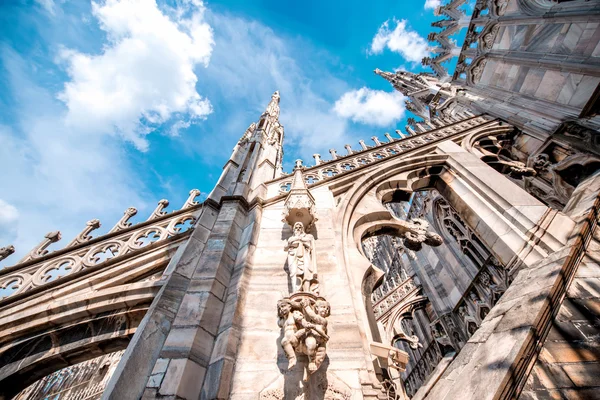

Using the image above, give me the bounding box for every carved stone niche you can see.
[282,161,318,230]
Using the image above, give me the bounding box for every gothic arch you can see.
[386,297,429,340]
[0,282,156,397]
[332,142,570,392]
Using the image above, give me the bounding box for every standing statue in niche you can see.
[277,176,331,382]
[285,222,318,294]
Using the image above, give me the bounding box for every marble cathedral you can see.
[1,0,600,399]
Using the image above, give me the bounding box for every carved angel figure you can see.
[299,298,330,373]
[277,299,303,370]
[285,222,318,294]
[277,297,331,375]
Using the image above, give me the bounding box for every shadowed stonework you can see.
[2,1,600,399]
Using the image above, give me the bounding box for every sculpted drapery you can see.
[285,221,318,294]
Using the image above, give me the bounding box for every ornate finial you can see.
[371,136,382,146]
[344,144,353,154]
[109,207,138,233]
[313,154,321,165]
[427,32,437,42]
[183,189,201,209]
[395,129,406,138]
[68,219,101,247]
[264,90,281,120]
[374,68,392,80]
[384,133,393,142]
[359,140,368,150]
[294,159,304,170]
[421,56,432,66]
[149,199,170,220]
[329,149,338,159]
[0,245,15,262]
[20,231,62,262]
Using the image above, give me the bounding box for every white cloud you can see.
[333,88,406,127]
[199,12,355,160]
[0,32,151,263]
[0,200,19,241]
[35,0,56,15]
[424,0,441,10]
[58,0,214,151]
[369,19,430,64]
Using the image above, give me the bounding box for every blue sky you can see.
[0,0,470,262]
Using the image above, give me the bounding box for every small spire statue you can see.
[265,91,280,120]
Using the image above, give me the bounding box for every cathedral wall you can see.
[453,0,600,140]
[520,173,600,400]
[478,59,598,111]
[230,186,367,399]
[413,212,479,316]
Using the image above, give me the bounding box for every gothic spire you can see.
[374,69,428,97]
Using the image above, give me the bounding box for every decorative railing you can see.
[0,190,202,302]
[373,276,418,320]
[275,115,491,193]
[14,351,124,400]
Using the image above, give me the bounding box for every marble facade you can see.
[2,1,600,399]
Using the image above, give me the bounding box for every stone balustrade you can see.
[0,196,202,302]
[276,115,490,194]
[373,276,419,320]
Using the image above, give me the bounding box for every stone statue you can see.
[277,296,330,377]
[285,222,318,294]
[401,218,443,251]
[299,298,330,373]
[0,245,15,262]
[265,91,280,119]
[277,298,303,369]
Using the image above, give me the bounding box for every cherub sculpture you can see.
[299,298,330,373]
[277,297,331,376]
[278,299,303,369]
